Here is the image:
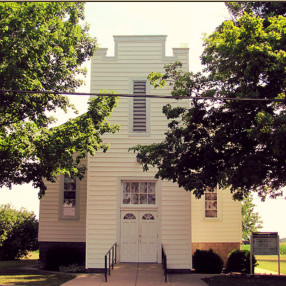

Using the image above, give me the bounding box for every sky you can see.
[0,2,285,239]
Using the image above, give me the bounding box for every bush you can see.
[225,249,258,274]
[0,204,38,260]
[44,246,85,271]
[193,249,223,274]
[59,263,86,273]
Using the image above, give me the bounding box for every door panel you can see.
[139,211,157,262]
[120,212,138,262]
[120,210,158,263]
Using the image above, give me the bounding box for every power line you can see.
[1,89,286,102]
[1,89,178,99]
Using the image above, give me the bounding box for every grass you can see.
[0,252,76,286]
[240,243,286,274]
[257,260,286,274]
[256,255,286,261]
[203,275,286,286]
[201,248,286,286]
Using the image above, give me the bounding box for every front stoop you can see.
[62,263,215,286]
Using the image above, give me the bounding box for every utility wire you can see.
[1,89,286,102]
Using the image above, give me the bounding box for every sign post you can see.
[250,232,280,275]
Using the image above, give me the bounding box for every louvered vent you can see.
[133,81,146,132]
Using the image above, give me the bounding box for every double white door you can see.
[120,210,158,263]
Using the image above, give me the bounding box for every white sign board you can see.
[252,232,279,255]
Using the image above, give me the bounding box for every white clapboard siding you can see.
[86,36,191,270]
[191,189,242,243]
[161,181,192,269]
[38,158,87,242]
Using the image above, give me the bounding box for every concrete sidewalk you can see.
[61,263,214,286]
[255,267,279,275]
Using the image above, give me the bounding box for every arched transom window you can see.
[142,213,154,220]
[123,213,136,220]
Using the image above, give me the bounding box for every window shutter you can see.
[133,81,146,132]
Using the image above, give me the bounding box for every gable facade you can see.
[86,35,192,271]
[38,35,241,272]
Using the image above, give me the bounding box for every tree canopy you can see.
[131,7,286,200]
[0,2,119,198]
[226,1,286,20]
[241,195,263,240]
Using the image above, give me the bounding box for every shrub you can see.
[0,204,38,260]
[59,263,86,273]
[225,249,258,274]
[192,249,223,274]
[44,246,85,271]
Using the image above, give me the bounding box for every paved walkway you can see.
[61,263,214,286]
[255,267,279,275]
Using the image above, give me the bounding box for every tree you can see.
[0,204,38,260]
[131,9,286,200]
[242,195,263,240]
[0,2,119,198]
[226,2,286,20]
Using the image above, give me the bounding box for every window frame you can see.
[59,174,80,220]
[121,180,157,207]
[205,187,218,218]
[202,186,222,221]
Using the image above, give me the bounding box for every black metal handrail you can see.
[162,244,167,282]
[104,242,117,282]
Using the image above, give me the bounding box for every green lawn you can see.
[256,255,286,261]
[0,259,76,286]
[254,255,286,274]
[241,244,286,274]
[257,260,286,274]
[203,275,286,286]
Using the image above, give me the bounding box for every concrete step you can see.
[62,263,211,286]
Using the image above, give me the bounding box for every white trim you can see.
[95,35,189,63]
[189,192,193,269]
[201,186,223,222]
[113,35,168,42]
[58,175,80,220]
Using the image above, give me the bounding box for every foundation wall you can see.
[192,242,240,265]
[39,241,86,270]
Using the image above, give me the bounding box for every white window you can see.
[122,182,156,205]
[133,81,146,132]
[205,187,217,218]
[60,175,79,219]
